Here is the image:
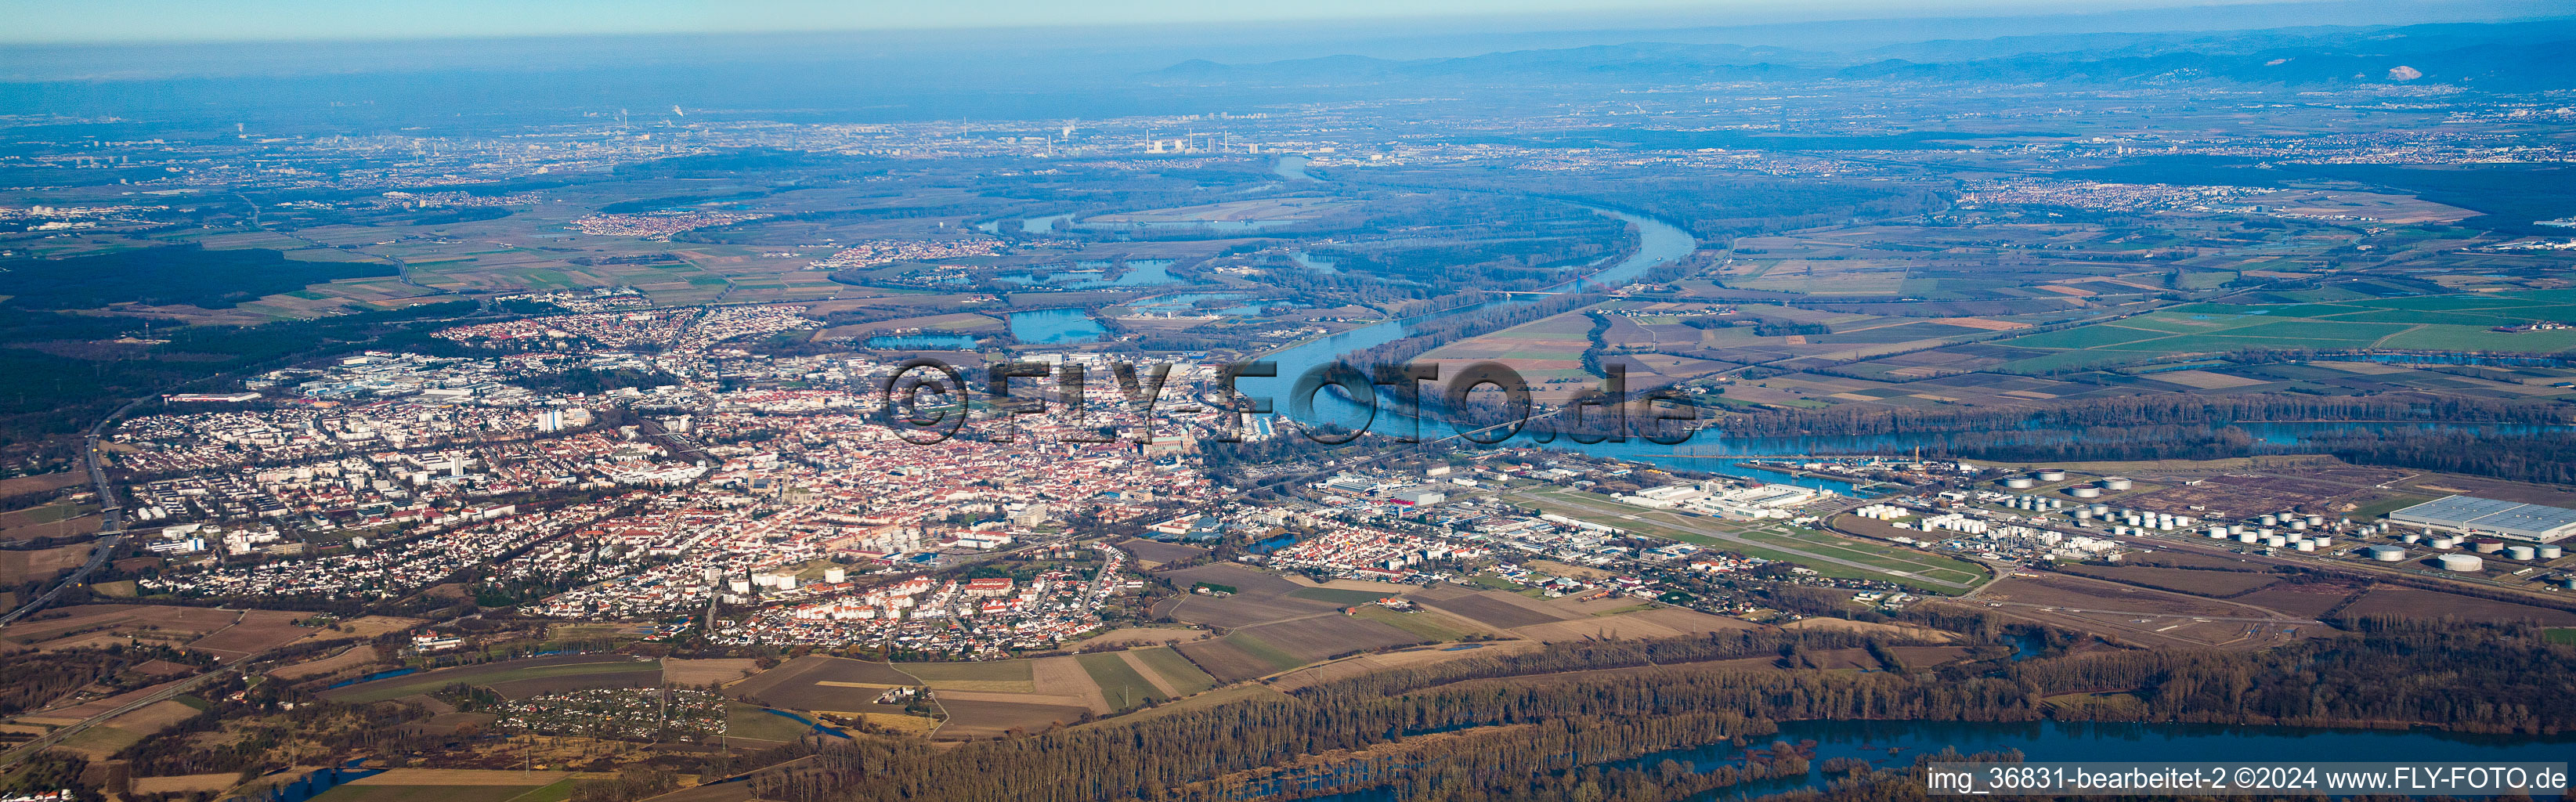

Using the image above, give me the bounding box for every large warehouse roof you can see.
[2389,495,2576,543]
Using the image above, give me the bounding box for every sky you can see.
[0,0,2367,44]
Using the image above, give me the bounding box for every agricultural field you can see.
[1992,291,2576,373]
[1173,631,1307,684]
[0,540,89,586]
[1418,309,1601,398]
[1073,652,1162,710]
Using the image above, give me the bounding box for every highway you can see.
[0,399,146,628]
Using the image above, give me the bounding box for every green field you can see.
[2546,628,2576,645]
[1129,647,1218,696]
[1352,605,1472,642]
[1732,522,1989,587]
[310,786,542,802]
[725,702,820,742]
[1075,652,1162,710]
[1509,487,1983,593]
[1219,632,1306,674]
[2001,292,2576,366]
[895,659,1035,692]
[504,780,575,802]
[322,658,663,704]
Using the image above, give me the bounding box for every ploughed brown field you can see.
[1414,592,1569,630]
[2054,565,2282,597]
[725,656,918,711]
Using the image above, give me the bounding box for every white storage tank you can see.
[2003,476,2035,489]
[2437,554,2485,573]
[2102,477,2133,490]
[2542,544,2564,559]
[2072,486,2101,499]
[2035,469,2067,482]
[2508,545,2538,561]
[2206,526,2228,538]
[2312,536,2332,548]
[2402,533,2422,544]
[2365,544,2408,562]
[2090,504,2112,516]
[2473,539,2506,555]
[2306,515,2325,527]
[2238,532,2260,544]
[2295,539,2315,551]
[2267,535,2289,547]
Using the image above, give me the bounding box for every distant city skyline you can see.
[0,0,2427,44]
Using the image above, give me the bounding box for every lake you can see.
[1010,308,1110,345]
[998,259,1176,290]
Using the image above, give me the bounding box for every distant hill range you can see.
[1149,18,2576,91]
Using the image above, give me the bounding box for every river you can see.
[1231,201,2555,487]
[1236,205,1885,488]
[1295,720,2576,801]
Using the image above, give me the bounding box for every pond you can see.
[1009,308,1110,345]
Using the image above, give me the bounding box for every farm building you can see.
[2389,495,2576,544]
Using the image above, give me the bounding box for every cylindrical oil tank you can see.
[2035,469,2067,482]
[2290,520,2308,531]
[2312,536,2332,548]
[2306,515,2325,527]
[2438,554,2484,573]
[2366,545,2408,562]
[2267,535,2289,547]
[2295,539,2315,551]
[2238,532,2260,544]
[2542,544,2564,559]
[2003,477,2034,489]
[2102,477,2133,490]
[2206,526,2228,538]
[2508,545,2537,561]
[2259,514,2278,526]
[2473,539,2506,554]
[2071,486,2101,498]
[2090,504,2111,516]
[2402,533,2422,544]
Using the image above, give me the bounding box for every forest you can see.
[703,620,2576,802]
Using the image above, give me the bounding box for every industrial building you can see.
[2389,495,2576,544]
